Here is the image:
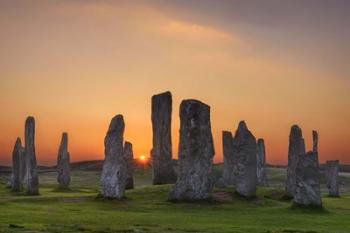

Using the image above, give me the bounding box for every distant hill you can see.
[1,160,350,173]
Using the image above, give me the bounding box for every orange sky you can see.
[0,1,349,165]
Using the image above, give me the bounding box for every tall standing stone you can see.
[257,138,268,186]
[326,160,339,197]
[11,138,23,192]
[233,121,257,197]
[151,91,177,185]
[312,130,318,152]
[294,151,322,207]
[20,146,26,185]
[169,100,214,201]
[285,125,305,198]
[222,131,235,186]
[25,116,39,195]
[124,141,134,190]
[101,115,128,199]
[57,133,70,189]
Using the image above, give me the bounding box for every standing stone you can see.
[294,151,322,207]
[169,100,214,201]
[101,115,128,199]
[257,138,268,186]
[326,160,339,197]
[221,131,235,186]
[20,146,26,185]
[57,133,71,189]
[151,91,177,185]
[11,138,23,192]
[285,125,305,198]
[25,116,39,195]
[312,130,318,152]
[233,121,257,197]
[124,141,134,190]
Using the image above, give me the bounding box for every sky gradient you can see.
[0,0,349,165]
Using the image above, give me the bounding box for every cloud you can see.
[157,20,238,43]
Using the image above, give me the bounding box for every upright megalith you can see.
[101,115,128,199]
[294,151,322,207]
[312,130,318,152]
[124,141,134,190]
[221,131,235,186]
[57,133,70,189]
[232,121,257,197]
[151,91,177,185]
[20,146,26,185]
[11,138,24,192]
[326,160,339,197]
[285,125,305,198]
[169,100,214,201]
[25,116,39,195]
[257,138,268,186]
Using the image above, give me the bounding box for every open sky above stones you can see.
[0,0,349,165]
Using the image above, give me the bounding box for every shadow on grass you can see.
[289,203,329,214]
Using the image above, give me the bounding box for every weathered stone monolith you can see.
[25,116,39,195]
[294,151,322,207]
[285,125,305,198]
[124,141,134,190]
[233,121,257,197]
[151,91,177,185]
[221,131,235,186]
[326,160,339,197]
[312,130,318,152]
[257,138,268,186]
[57,133,70,189]
[20,146,26,185]
[169,100,214,201]
[101,115,128,199]
[11,138,23,192]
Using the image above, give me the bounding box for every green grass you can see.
[0,168,349,233]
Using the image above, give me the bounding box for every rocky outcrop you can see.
[221,131,235,186]
[169,100,214,201]
[326,160,339,197]
[151,91,177,185]
[11,138,24,192]
[257,138,268,186]
[285,125,305,198]
[124,141,134,190]
[57,133,71,189]
[101,115,128,199]
[25,117,39,195]
[232,121,257,197]
[294,151,322,207]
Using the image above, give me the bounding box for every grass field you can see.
[0,167,349,233]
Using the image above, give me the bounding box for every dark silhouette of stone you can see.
[25,116,39,195]
[257,138,268,186]
[101,115,128,199]
[312,130,318,153]
[11,138,23,192]
[232,121,257,197]
[169,100,214,201]
[221,131,235,186]
[151,91,177,185]
[294,151,322,207]
[124,141,134,190]
[326,160,339,197]
[57,133,70,189]
[285,125,305,198]
[20,146,26,185]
